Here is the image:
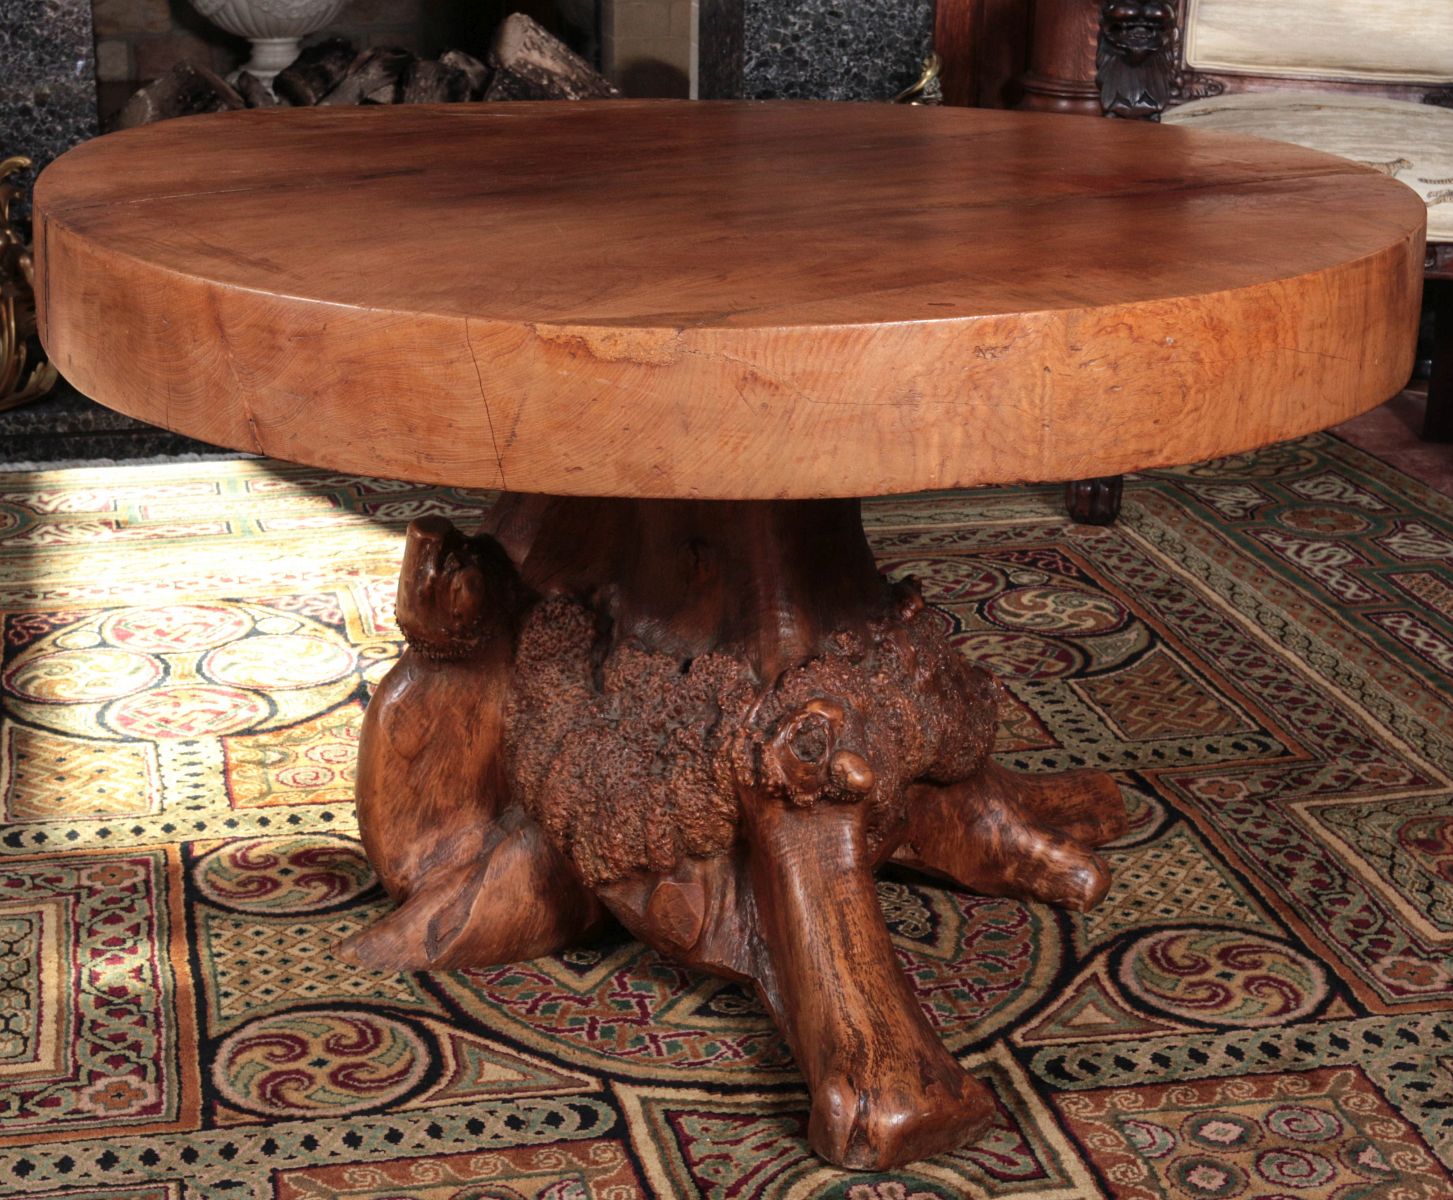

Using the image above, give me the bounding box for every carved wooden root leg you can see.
[893,762,1126,912]
[337,812,603,970]
[351,498,1127,1171]
[341,514,603,971]
[745,799,995,1168]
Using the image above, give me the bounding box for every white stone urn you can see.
[188,0,353,89]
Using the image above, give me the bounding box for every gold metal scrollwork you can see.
[1,154,58,412]
[893,54,943,105]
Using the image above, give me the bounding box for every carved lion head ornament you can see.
[1100,0,1177,64]
[1097,0,1180,119]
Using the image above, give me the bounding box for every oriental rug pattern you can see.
[0,435,1449,1199]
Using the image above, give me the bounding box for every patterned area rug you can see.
[0,435,1450,1199]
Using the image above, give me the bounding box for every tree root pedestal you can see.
[341,495,1126,1171]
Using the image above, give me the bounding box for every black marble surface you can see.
[0,384,240,468]
[0,0,99,211]
[740,0,934,101]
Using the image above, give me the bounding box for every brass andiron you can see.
[1,155,58,412]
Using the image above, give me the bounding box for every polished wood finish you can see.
[36,103,1423,499]
[35,102,1424,1171]
[935,0,1031,109]
[1016,0,1102,115]
[345,502,1125,1169]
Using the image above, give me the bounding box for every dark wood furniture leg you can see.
[1064,475,1124,524]
[1042,0,1175,525]
[341,500,1126,1171]
[1425,278,1453,442]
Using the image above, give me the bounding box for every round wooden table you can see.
[36,101,1423,1170]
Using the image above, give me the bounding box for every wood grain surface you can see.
[36,100,1424,498]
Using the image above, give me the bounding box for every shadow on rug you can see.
[0,434,1449,1198]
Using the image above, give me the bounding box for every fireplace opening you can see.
[90,0,720,126]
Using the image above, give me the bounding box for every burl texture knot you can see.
[506,581,1003,886]
[507,595,756,886]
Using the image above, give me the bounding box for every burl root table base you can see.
[340,496,1125,1170]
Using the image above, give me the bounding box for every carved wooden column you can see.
[1015,0,1101,115]
[936,0,1032,110]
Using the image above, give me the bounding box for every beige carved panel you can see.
[1165,92,1453,241]
[1184,0,1453,84]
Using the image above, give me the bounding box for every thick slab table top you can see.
[33,102,1426,1173]
[35,100,1423,498]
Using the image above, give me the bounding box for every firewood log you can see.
[273,37,357,106]
[400,59,473,105]
[115,63,245,129]
[319,47,415,106]
[233,71,277,108]
[484,13,619,101]
[440,49,492,100]
[112,12,614,123]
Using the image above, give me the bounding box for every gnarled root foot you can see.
[344,516,604,971]
[337,809,605,970]
[598,694,998,1171]
[748,800,995,1168]
[601,801,996,1171]
[892,761,1127,912]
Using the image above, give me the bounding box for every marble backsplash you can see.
[742,0,935,101]
[0,0,98,203]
